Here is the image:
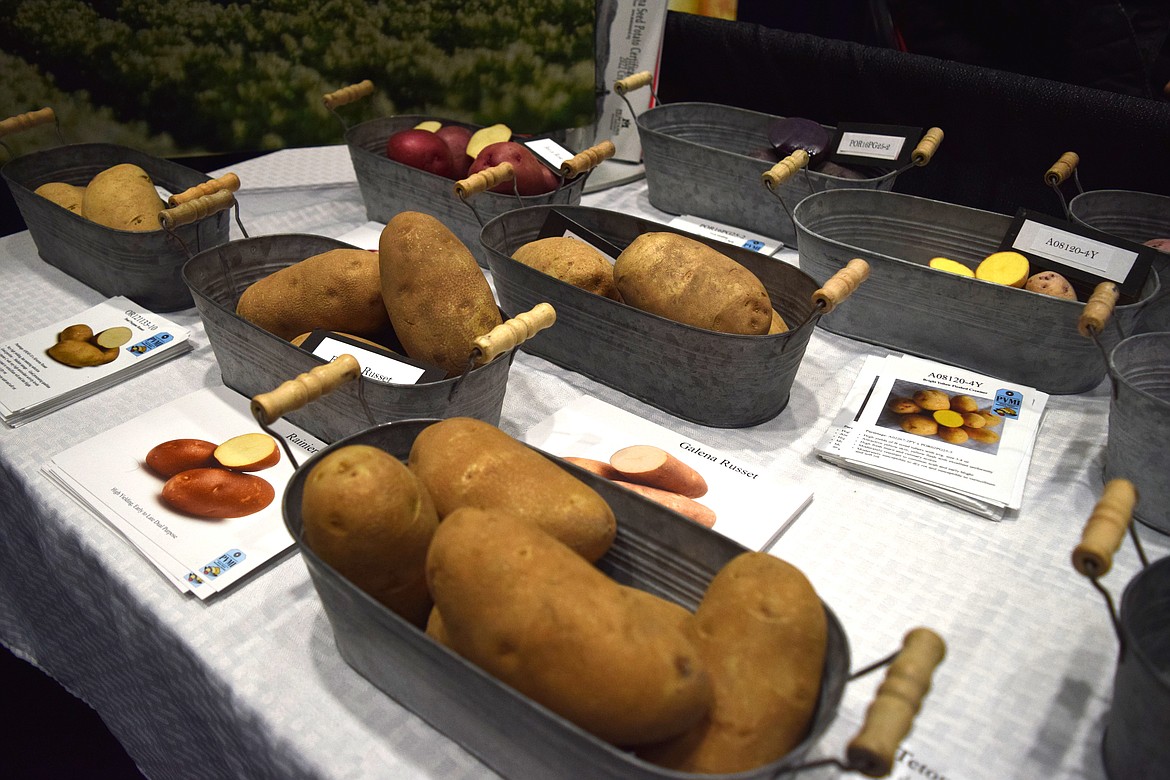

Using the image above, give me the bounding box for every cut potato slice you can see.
[414,120,442,132]
[466,123,511,159]
[214,432,281,471]
[94,326,133,349]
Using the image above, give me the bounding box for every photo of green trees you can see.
[0,0,598,158]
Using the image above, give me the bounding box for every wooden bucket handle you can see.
[322,80,374,111]
[560,140,616,178]
[472,303,557,364]
[1072,478,1137,578]
[761,149,810,191]
[846,627,946,777]
[614,70,654,96]
[911,127,944,166]
[454,162,515,198]
[1045,151,1080,187]
[251,354,362,427]
[249,303,555,425]
[158,188,236,230]
[0,107,55,140]
[168,172,240,208]
[1077,281,1119,337]
[813,259,870,313]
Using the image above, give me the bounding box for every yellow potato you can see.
[975,251,1030,287]
[928,257,974,277]
[34,181,86,214]
[82,163,165,231]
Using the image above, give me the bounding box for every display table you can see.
[0,146,1164,780]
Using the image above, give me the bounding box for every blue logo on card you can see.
[742,239,765,252]
[992,389,1022,420]
[201,549,245,579]
[128,332,174,356]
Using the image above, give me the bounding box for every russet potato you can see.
[425,506,713,747]
[379,212,502,375]
[407,417,616,562]
[301,444,439,628]
[511,236,619,299]
[236,248,391,342]
[637,552,827,773]
[614,232,772,335]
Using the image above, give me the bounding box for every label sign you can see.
[830,122,921,169]
[1012,221,1136,281]
[1001,209,1154,299]
[525,137,575,171]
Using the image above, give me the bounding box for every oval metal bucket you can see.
[344,115,587,266]
[181,234,513,444]
[282,417,850,780]
[1102,555,1170,778]
[637,102,901,246]
[1069,189,1170,334]
[1103,332,1170,535]
[794,188,1159,394]
[480,204,823,427]
[2,142,230,311]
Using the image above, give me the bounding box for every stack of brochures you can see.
[0,297,191,427]
[526,396,813,551]
[42,386,326,599]
[815,354,1049,520]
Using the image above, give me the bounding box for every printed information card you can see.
[816,354,1049,520]
[0,297,191,426]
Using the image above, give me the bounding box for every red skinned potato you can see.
[468,141,558,195]
[386,129,455,178]
[146,439,218,478]
[161,468,275,519]
[435,125,474,179]
[1144,238,1170,254]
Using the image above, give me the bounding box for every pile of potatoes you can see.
[236,211,503,376]
[35,163,167,232]
[888,388,1004,446]
[929,251,1078,300]
[511,231,790,335]
[299,417,828,774]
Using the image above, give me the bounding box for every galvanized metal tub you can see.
[636,102,902,247]
[344,115,587,266]
[182,234,513,443]
[1103,332,1170,535]
[1102,555,1170,779]
[794,189,1159,394]
[1069,189,1170,334]
[2,142,229,311]
[282,417,850,780]
[480,204,824,427]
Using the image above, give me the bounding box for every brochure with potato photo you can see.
[524,396,813,551]
[0,296,191,426]
[816,354,1049,520]
[41,385,327,599]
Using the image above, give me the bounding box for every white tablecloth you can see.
[1,146,1165,780]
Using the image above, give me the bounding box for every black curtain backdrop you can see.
[657,11,1170,221]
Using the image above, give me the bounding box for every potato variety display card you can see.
[525,396,813,551]
[815,354,1050,520]
[42,385,327,599]
[0,297,191,426]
